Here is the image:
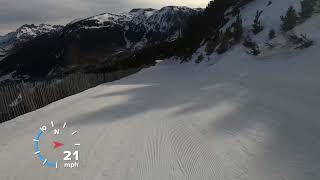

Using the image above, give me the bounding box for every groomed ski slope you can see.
[1,14,320,180]
[1,42,320,180]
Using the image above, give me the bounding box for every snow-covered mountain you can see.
[0,24,63,61]
[0,24,63,50]
[0,6,197,83]
[15,24,63,43]
[64,6,197,49]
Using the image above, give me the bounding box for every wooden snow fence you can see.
[0,68,141,123]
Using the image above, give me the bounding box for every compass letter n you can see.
[54,129,60,135]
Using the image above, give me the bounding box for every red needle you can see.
[53,141,64,149]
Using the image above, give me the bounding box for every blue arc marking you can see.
[34,128,58,168]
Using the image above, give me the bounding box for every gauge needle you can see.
[53,141,64,149]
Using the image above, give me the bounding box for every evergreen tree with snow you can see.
[252,10,264,34]
[280,6,299,32]
[233,15,243,42]
[243,36,260,56]
[268,29,276,39]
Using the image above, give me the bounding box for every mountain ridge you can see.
[0,6,198,83]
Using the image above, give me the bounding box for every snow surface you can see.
[0,71,16,82]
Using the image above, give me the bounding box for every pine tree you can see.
[216,28,232,54]
[205,31,222,55]
[206,1,215,10]
[316,0,320,12]
[233,15,243,42]
[268,29,276,39]
[267,1,273,7]
[249,45,261,56]
[243,36,255,48]
[252,10,264,34]
[300,0,316,20]
[289,33,314,49]
[216,37,230,54]
[195,55,204,63]
[280,6,299,32]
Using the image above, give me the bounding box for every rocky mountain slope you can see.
[177,0,319,64]
[66,6,195,48]
[0,6,197,83]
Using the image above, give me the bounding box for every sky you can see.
[0,0,209,35]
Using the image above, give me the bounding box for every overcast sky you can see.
[0,0,209,35]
